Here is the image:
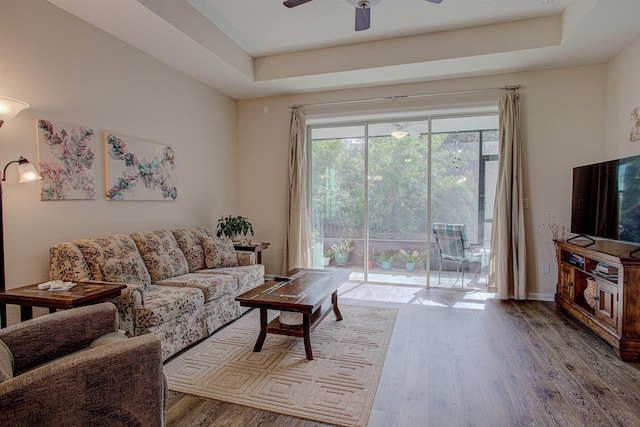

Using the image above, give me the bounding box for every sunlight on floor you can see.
[339,281,496,310]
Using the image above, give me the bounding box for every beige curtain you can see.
[282,108,311,272]
[488,90,527,299]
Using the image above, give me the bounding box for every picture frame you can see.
[36,119,97,200]
[104,132,177,201]
[631,106,640,143]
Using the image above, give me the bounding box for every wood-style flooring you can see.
[166,283,640,426]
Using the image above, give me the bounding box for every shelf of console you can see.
[556,286,640,362]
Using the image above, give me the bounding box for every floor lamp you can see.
[0,96,40,328]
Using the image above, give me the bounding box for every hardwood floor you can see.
[166,283,640,426]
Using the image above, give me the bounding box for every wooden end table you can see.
[236,268,350,360]
[0,280,126,327]
[233,242,270,264]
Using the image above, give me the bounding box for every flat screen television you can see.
[571,154,640,244]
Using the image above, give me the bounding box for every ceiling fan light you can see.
[392,130,409,139]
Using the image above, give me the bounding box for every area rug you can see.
[164,304,397,427]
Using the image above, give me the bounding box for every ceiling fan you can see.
[283,0,444,32]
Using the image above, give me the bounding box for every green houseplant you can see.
[398,249,425,272]
[215,215,254,241]
[330,239,354,265]
[374,250,397,270]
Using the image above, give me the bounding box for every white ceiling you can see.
[47,0,640,100]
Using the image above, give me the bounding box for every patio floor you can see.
[321,265,488,291]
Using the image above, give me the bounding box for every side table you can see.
[0,280,126,327]
[234,242,270,264]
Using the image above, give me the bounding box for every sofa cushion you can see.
[0,338,14,383]
[156,273,237,302]
[49,243,91,282]
[131,230,189,283]
[74,235,144,282]
[171,227,212,272]
[202,237,239,268]
[135,285,205,329]
[197,264,265,292]
[103,257,152,290]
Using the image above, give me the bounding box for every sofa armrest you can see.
[0,334,165,427]
[236,250,256,266]
[0,303,118,375]
[108,284,144,336]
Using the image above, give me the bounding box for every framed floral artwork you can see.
[36,119,97,200]
[631,106,640,143]
[104,132,177,200]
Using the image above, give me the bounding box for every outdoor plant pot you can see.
[381,261,392,270]
[368,260,374,269]
[334,252,349,265]
[405,262,416,272]
[322,257,331,267]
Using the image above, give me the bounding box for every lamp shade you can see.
[17,158,42,183]
[0,97,30,127]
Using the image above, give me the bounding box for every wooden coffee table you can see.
[0,280,126,326]
[236,268,350,360]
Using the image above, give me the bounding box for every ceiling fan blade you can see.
[283,0,313,8]
[355,6,370,31]
[425,0,444,3]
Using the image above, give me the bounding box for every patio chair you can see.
[432,223,483,288]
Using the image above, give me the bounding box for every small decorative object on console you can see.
[36,280,77,291]
[280,311,304,326]
[49,282,76,292]
[38,280,62,290]
[584,277,597,309]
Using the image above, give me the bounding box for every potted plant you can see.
[374,250,397,270]
[215,215,254,242]
[322,249,333,267]
[398,249,425,272]
[330,239,354,265]
[360,249,377,269]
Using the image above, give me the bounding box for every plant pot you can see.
[381,261,392,270]
[367,260,374,269]
[334,252,349,265]
[322,257,331,267]
[405,262,416,272]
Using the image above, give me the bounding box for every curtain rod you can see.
[289,85,521,109]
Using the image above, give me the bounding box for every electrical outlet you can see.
[541,263,550,274]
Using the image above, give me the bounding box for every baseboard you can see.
[527,293,555,302]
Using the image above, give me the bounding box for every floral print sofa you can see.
[48,227,264,360]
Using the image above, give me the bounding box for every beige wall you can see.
[0,0,237,324]
[606,37,640,159]
[237,65,609,299]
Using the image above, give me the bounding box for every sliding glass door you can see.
[309,113,497,288]
[366,121,429,284]
[310,125,365,279]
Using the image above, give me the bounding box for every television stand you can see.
[566,234,595,246]
[555,239,640,361]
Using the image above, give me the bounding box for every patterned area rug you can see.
[164,305,397,427]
